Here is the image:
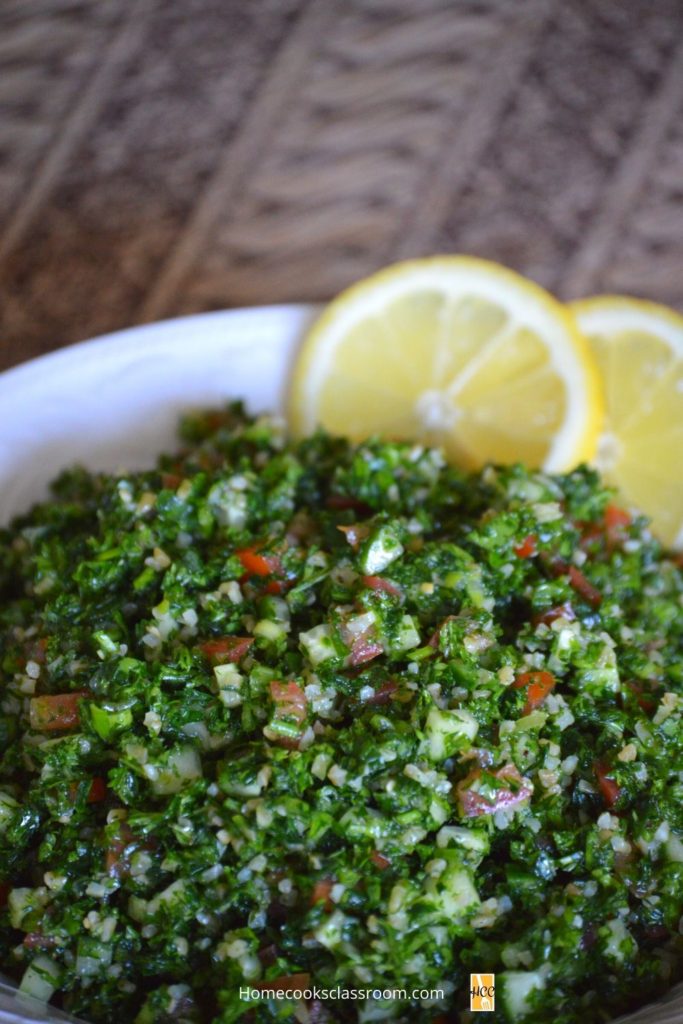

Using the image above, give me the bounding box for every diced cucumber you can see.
[299,624,340,666]
[500,969,544,1020]
[665,833,683,862]
[144,746,201,795]
[602,917,635,963]
[436,825,490,866]
[8,887,49,930]
[214,663,244,708]
[424,854,480,920]
[90,703,133,741]
[314,908,347,950]
[19,954,60,1003]
[76,936,113,978]
[253,619,287,642]
[423,706,478,761]
[359,525,403,574]
[0,791,18,832]
[389,615,421,654]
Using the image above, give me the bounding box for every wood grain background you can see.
[1,0,682,371]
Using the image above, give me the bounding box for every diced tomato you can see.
[326,495,371,515]
[427,615,458,649]
[257,943,278,967]
[577,520,604,548]
[310,880,334,911]
[105,823,136,878]
[236,547,285,594]
[105,823,154,878]
[459,747,495,768]
[568,566,602,608]
[23,933,58,950]
[25,637,48,666]
[86,777,107,803]
[336,523,370,550]
[309,1001,330,1023]
[457,764,533,818]
[237,547,279,577]
[265,680,308,749]
[68,776,107,804]
[625,679,658,714]
[514,670,555,714]
[270,681,307,728]
[348,633,384,667]
[532,602,575,627]
[29,692,89,732]
[541,553,570,577]
[604,504,630,530]
[361,575,402,598]
[199,636,254,663]
[605,504,631,548]
[364,680,398,705]
[161,472,182,490]
[370,850,391,870]
[514,534,537,559]
[252,973,311,994]
[594,761,620,807]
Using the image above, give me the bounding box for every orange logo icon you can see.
[470,973,495,1012]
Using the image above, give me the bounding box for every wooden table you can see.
[1,0,683,371]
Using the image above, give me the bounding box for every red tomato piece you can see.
[270,681,307,727]
[236,547,280,577]
[532,602,576,627]
[568,566,602,608]
[605,504,631,548]
[236,546,286,594]
[25,637,48,665]
[199,636,254,663]
[361,575,402,598]
[325,495,372,515]
[68,776,107,804]
[252,973,311,994]
[457,764,533,818]
[625,679,658,714]
[427,615,458,648]
[513,670,555,714]
[577,520,604,548]
[348,633,384,667]
[595,761,620,807]
[336,523,370,550]
[23,933,58,950]
[105,823,136,878]
[364,680,398,705]
[310,880,334,911]
[105,823,154,878]
[605,504,630,530]
[86,777,107,803]
[514,534,537,559]
[29,692,89,732]
[370,850,391,870]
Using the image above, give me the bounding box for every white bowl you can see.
[0,308,681,1024]
[0,305,318,526]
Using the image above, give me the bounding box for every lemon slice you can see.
[289,256,602,472]
[572,296,683,548]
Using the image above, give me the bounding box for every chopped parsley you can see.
[0,404,681,1023]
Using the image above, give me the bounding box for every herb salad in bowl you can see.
[0,260,682,1024]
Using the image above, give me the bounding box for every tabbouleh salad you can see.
[0,404,681,1024]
